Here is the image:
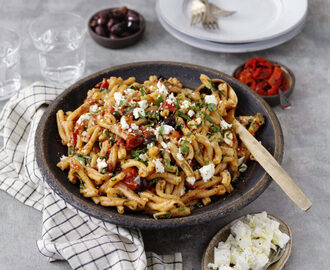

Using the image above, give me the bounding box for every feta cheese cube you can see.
[89,104,99,113]
[186,176,196,185]
[77,113,91,125]
[96,158,108,172]
[133,108,145,119]
[138,100,148,109]
[199,163,215,182]
[187,109,195,117]
[205,94,218,105]
[120,116,129,130]
[154,158,165,173]
[131,123,139,130]
[157,81,168,97]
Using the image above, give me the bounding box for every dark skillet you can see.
[35,61,283,229]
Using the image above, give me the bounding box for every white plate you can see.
[156,2,307,53]
[158,0,308,44]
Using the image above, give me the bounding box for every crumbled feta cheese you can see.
[161,142,168,149]
[156,124,175,135]
[138,100,148,109]
[239,163,248,173]
[208,212,290,270]
[77,113,91,125]
[96,158,108,172]
[166,93,176,105]
[131,123,139,130]
[133,108,145,119]
[187,109,195,117]
[199,163,215,182]
[205,94,218,105]
[120,116,129,130]
[89,104,99,113]
[186,176,196,185]
[60,155,67,161]
[139,153,148,161]
[176,153,184,161]
[180,100,190,109]
[124,87,135,95]
[113,92,125,107]
[154,159,165,173]
[224,131,233,146]
[82,131,87,138]
[157,81,168,97]
[220,120,232,130]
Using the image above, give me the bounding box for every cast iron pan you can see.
[35,61,283,229]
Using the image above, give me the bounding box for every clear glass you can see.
[0,27,21,100]
[29,12,86,87]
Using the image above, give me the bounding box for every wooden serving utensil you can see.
[233,119,312,211]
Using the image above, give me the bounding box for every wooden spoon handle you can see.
[233,119,312,211]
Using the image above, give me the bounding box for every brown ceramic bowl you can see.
[35,61,283,229]
[233,61,295,107]
[88,8,145,49]
[202,213,292,270]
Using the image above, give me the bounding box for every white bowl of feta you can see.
[202,212,291,270]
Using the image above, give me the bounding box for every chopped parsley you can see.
[180,141,189,155]
[104,130,110,138]
[101,166,108,174]
[127,84,137,90]
[73,154,91,165]
[187,131,193,137]
[206,103,216,112]
[178,206,185,211]
[202,111,214,123]
[149,177,162,185]
[211,125,222,133]
[207,79,217,92]
[157,211,172,219]
[69,146,75,155]
[139,87,147,95]
[155,96,164,106]
[176,110,191,121]
[118,100,126,107]
[159,125,165,135]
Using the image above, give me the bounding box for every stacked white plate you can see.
[156,0,308,53]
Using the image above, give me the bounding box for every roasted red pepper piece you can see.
[121,167,139,191]
[125,135,144,151]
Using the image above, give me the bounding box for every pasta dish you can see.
[56,74,264,219]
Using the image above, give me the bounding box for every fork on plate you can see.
[190,0,236,30]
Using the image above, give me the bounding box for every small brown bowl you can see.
[233,61,295,107]
[202,213,292,270]
[88,8,145,49]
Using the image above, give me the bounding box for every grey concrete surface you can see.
[0,0,329,269]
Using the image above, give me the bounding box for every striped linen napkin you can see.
[0,82,182,270]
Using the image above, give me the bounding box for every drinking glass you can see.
[29,12,86,87]
[0,27,21,100]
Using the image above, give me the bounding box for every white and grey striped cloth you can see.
[0,83,182,270]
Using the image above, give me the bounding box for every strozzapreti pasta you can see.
[56,74,264,219]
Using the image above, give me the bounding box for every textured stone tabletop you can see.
[0,0,329,269]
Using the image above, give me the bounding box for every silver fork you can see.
[190,0,207,25]
[202,0,219,30]
[262,245,287,270]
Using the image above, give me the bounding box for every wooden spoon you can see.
[232,119,312,211]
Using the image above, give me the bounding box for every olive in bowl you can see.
[233,58,295,107]
[89,7,145,49]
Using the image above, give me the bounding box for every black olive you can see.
[163,115,176,127]
[113,111,122,121]
[199,87,212,95]
[110,22,126,35]
[107,18,116,31]
[90,19,98,28]
[119,6,128,16]
[94,25,107,37]
[158,75,166,82]
[127,21,140,33]
[144,134,156,145]
[136,178,148,192]
[96,11,108,25]
[112,9,125,20]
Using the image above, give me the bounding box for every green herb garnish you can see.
[104,130,110,138]
[159,125,165,135]
[176,110,191,121]
[206,103,216,112]
[180,141,189,155]
[139,87,147,95]
[202,112,214,123]
[69,146,75,155]
[118,100,126,107]
[155,96,164,106]
[73,154,91,165]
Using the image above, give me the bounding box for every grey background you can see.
[0,0,329,269]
